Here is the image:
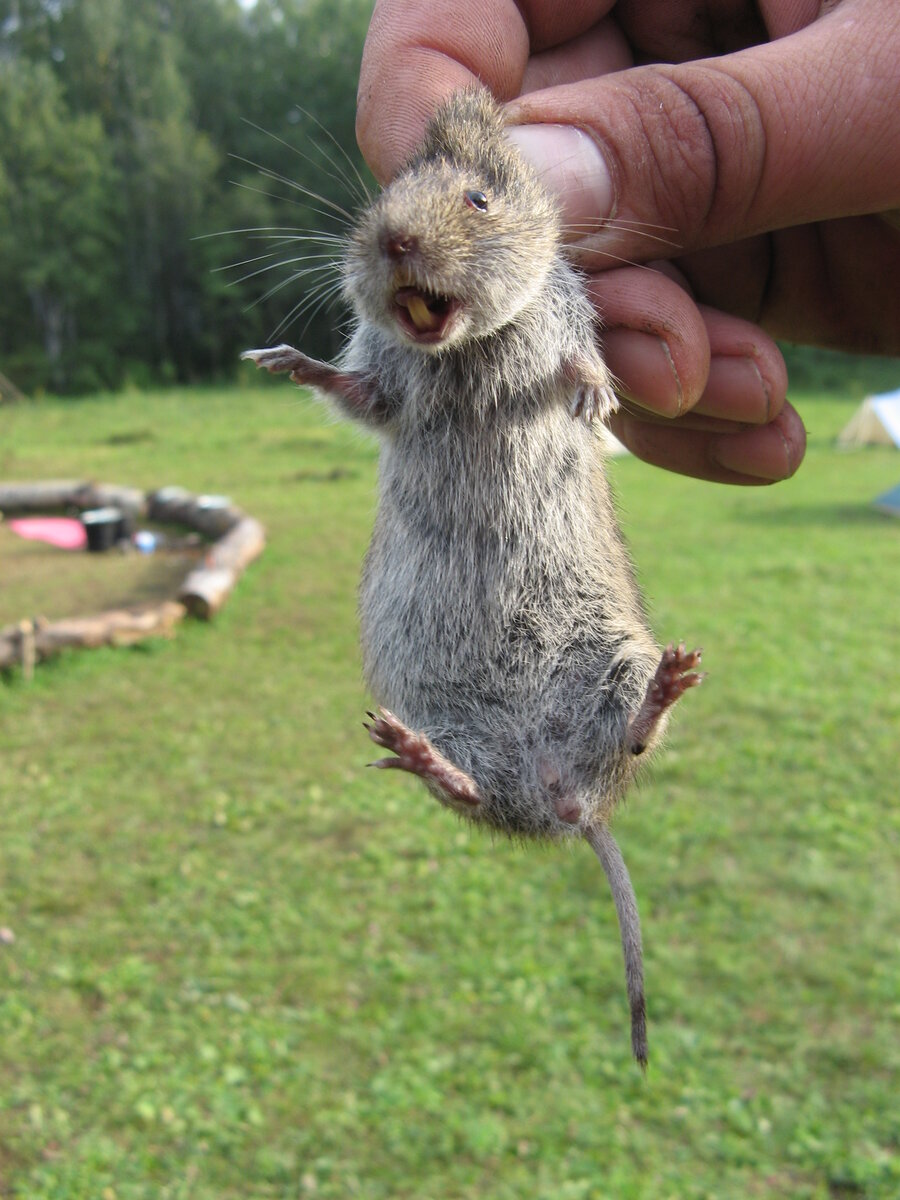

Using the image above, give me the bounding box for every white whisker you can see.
[269,278,346,341]
[229,154,354,224]
[290,106,373,206]
[228,180,352,232]
[241,115,370,209]
[247,263,341,307]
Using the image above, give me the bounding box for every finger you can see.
[588,265,787,426]
[357,0,614,182]
[608,400,806,485]
[690,305,787,424]
[615,0,822,61]
[587,266,711,418]
[521,17,632,94]
[505,3,900,261]
[680,216,900,355]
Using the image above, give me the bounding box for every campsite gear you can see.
[838,389,900,448]
[874,483,900,518]
[81,506,124,552]
[6,517,87,551]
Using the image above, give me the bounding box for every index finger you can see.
[356,0,614,181]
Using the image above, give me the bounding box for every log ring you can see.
[0,480,265,674]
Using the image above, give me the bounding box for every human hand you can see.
[357,0,900,484]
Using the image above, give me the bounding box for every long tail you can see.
[585,823,648,1069]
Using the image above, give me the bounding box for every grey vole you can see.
[244,88,703,1067]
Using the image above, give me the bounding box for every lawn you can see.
[1,352,898,1199]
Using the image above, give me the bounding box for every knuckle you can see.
[617,65,767,244]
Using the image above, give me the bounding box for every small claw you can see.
[241,343,307,376]
[571,383,617,425]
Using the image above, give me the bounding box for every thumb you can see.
[505,2,900,260]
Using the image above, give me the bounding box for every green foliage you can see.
[0,0,371,393]
[1,354,898,1196]
[0,58,122,391]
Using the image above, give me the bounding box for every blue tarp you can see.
[873,482,900,517]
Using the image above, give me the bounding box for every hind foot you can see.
[363,708,481,808]
[628,643,704,755]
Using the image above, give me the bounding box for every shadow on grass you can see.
[736,502,896,528]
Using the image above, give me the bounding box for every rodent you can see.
[243,87,703,1068]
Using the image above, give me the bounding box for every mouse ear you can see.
[411,86,519,190]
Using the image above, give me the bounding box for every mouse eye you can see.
[464,189,489,212]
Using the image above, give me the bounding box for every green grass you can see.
[1,356,898,1199]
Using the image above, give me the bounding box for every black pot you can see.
[81,506,123,552]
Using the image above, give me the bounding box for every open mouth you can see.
[393,287,460,345]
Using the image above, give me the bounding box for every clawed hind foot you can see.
[364,708,481,808]
[628,642,704,755]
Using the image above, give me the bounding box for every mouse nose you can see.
[381,231,419,261]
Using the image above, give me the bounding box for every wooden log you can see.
[146,485,194,525]
[0,480,148,519]
[18,619,36,681]
[147,487,244,539]
[40,601,186,649]
[0,369,27,404]
[179,516,266,619]
[205,515,266,574]
[0,480,88,513]
[0,618,48,670]
[0,602,186,670]
[73,482,148,519]
[1,479,266,669]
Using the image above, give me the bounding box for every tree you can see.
[0,58,123,391]
[0,0,375,391]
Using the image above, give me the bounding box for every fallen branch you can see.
[179,516,266,619]
[0,602,186,670]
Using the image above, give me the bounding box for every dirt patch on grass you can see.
[0,526,202,624]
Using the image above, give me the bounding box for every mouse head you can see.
[343,87,561,352]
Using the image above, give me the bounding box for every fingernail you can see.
[696,356,772,424]
[505,124,614,230]
[709,423,793,481]
[601,330,683,417]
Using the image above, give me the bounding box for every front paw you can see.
[571,380,618,425]
[564,352,619,425]
[241,344,311,376]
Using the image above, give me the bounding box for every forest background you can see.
[0,0,370,395]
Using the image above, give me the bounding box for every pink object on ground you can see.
[6,517,88,551]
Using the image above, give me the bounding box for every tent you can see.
[837,388,900,447]
[873,482,900,518]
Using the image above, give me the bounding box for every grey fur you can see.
[245,88,703,1066]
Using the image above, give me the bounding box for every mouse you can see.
[243,86,703,1068]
